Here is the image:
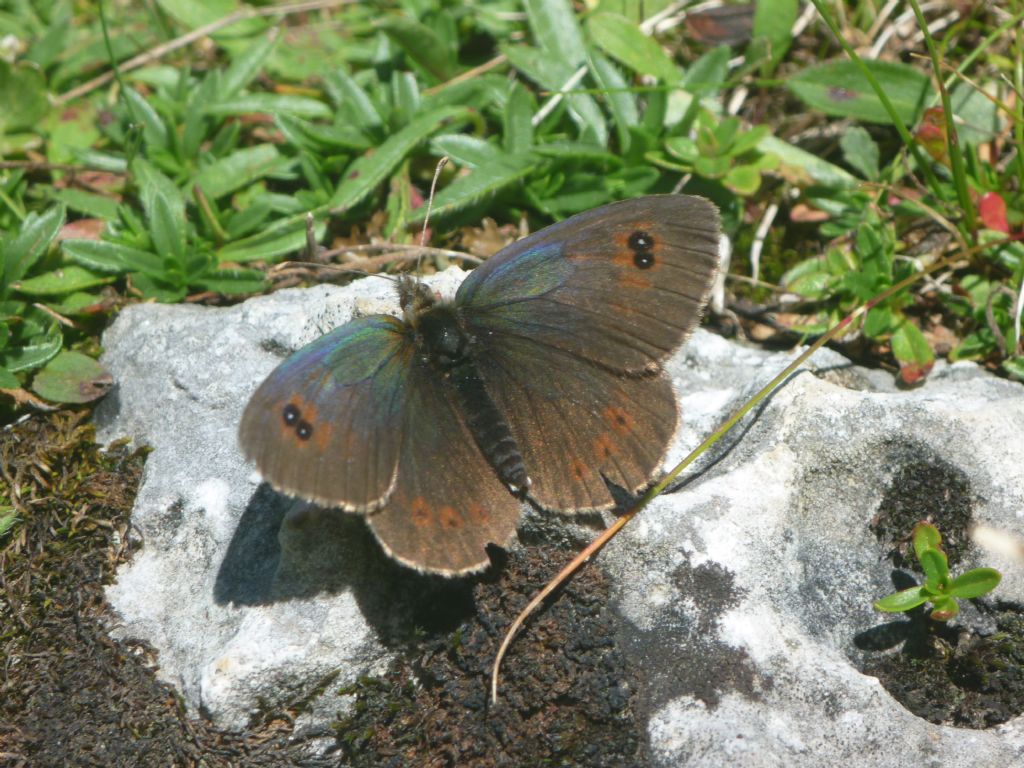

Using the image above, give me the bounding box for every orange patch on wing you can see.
[604,405,636,436]
[411,497,432,528]
[570,458,590,480]
[594,432,616,460]
[439,505,463,529]
[618,272,652,289]
[468,504,490,524]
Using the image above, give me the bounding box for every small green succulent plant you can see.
[875,521,1001,621]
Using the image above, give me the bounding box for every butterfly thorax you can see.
[405,288,530,496]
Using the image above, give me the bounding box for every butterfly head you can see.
[398,275,436,324]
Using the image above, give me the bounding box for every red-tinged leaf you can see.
[915,106,948,163]
[57,219,107,241]
[892,320,935,386]
[978,191,1009,233]
[898,359,934,386]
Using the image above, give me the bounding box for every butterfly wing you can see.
[456,195,720,511]
[238,315,411,511]
[365,356,521,575]
[456,195,719,373]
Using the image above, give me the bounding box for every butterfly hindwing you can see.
[238,315,411,511]
[365,357,521,575]
[470,335,677,512]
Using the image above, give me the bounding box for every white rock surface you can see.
[98,266,1024,762]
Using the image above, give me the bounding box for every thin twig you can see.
[420,157,449,247]
[423,54,508,97]
[55,0,353,105]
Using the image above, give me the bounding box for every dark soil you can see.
[334,547,645,767]
[0,412,325,767]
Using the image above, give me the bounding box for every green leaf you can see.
[0,61,49,134]
[379,16,456,81]
[323,69,384,131]
[891,320,934,367]
[193,267,267,295]
[0,366,17,388]
[839,126,880,180]
[913,522,942,562]
[205,93,333,120]
[217,219,324,263]
[12,265,113,296]
[63,240,164,275]
[149,187,186,262]
[724,164,762,196]
[31,350,112,404]
[430,135,505,168]
[221,32,278,98]
[130,272,187,303]
[949,568,1001,599]
[919,548,950,589]
[154,0,264,36]
[0,507,18,539]
[759,135,856,188]
[587,12,679,83]
[787,60,930,125]
[193,144,285,200]
[781,256,832,299]
[0,320,62,373]
[874,586,929,613]
[50,189,121,220]
[409,155,538,222]
[123,87,170,150]
[133,159,186,244]
[503,81,536,155]
[503,44,608,145]
[752,0,798,67]
[525,0,586,66]
[588,51,637,152]
[1003,356,1024,379]
[2,204,66,288]
[683,45,731,94]
[330,106,470,213]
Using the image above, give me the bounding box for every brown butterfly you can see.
[239,195,720,575]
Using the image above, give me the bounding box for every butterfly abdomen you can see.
[417,306,529,494]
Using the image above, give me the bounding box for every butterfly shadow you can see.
[213,485,482,644]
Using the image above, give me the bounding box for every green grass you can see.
[0,0,1022,419]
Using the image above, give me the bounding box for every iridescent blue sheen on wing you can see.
[455,242,568,309]
[238,314,412,511]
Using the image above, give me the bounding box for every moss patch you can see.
[861,606,1024,728]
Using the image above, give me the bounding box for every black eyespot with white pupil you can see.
[628,230,655,269]
[283,403,313,441]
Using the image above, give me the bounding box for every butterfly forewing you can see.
[238,315,411,511]
[365,357,520,575]
[457,195,720,373]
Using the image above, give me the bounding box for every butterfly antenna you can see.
[416,156,449,274]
